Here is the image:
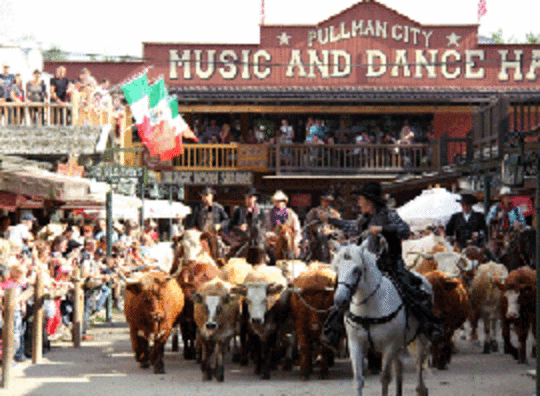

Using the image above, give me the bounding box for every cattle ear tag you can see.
[193,293,203,304]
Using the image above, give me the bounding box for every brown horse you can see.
[274,223,296,260]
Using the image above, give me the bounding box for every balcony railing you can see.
[173,144,239,170]
[0,99,119,127]
[269,143,436,174]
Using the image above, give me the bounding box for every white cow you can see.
[402,234,454,268]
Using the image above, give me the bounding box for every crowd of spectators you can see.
[194,116,435,147]
[0,63,121,125]
[0,212,164,363]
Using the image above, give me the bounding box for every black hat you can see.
[199,186,216,196]
[457,193,478,205]
[245,187,260,197]
[352,182,386,206]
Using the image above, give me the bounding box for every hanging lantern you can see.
[501,154,525,187]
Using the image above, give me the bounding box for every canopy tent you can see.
[396,188,484,231]
[144,200,191,219]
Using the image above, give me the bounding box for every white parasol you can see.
[396,188,483,231]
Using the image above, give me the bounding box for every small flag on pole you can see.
[477,0,487,22]
[260,0,265,25]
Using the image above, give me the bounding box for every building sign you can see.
[162,171,253,185]
[85,165,158,196]
[237,144,269,171]
[133,2,540,89]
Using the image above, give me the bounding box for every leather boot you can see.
[320,307,345,353]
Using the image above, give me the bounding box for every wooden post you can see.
[32,273,44,364]
[72,268,83,348]
[1,288,17,389]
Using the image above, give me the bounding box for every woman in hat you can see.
[485,186,526,233]
[266,190,302,260]
[445,192,487,249]
[319,182,445,353]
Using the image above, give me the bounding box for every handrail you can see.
[174,143,239,170]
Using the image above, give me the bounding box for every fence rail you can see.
[173,144,239,170]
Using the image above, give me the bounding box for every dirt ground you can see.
[1,313,536,396]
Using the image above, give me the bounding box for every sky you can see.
[2,0,539,58]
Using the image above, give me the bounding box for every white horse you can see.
[332,241,431,396]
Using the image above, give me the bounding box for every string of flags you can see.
[121,72,198,161]
[477,0,487,22]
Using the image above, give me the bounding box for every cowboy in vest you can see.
[265,190,301,263]
[304,192,341,262]
[185,186,229,232]
[445,192,487,249]
[320,182,445,355]
[486,186,526,232]
[228,187,266,261]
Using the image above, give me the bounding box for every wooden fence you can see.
[1,271,84,389]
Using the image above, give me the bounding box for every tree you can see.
[525,32,540,44]
[42,45,66,61]
[490,29,517,44]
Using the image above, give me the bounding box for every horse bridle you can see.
[337,247,382,306]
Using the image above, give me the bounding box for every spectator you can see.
[79,68,97,89]
[0,62,15,100]
[399,119,415,144]
[219,123,232,143]
[242,128,257,144]
[50,66,70,105]
[26,70,47,103]
[9,212,35,248]
[201,119,220,143]
[10,73,25,103]
[280,119,294,143]
[0,79,7,106]
[334,118,351,144]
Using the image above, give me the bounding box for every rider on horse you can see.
[265,190,302,264]
[184,186,230,258]
[445,192,487,250]
[304,192,341,262]
[486,186,526,233]
[319,182,445,351]
[228,187,266,262]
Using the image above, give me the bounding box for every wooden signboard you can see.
[237,144,269,171]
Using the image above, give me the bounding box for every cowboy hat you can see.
[498,186,513,198]
[113,220,125,233]
[457,193,478,204]
[199,186,216,196]
[271,190,288,202]
[245,187,260,197]
[352,182,386,206]
[320,192,334,201]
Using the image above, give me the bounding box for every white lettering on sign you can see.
[253,50,272,79]
[414,50,438,79]
[307,50,329,78]
[441,50,461,79]
[169,49,192,80]
[498,50,524,81]
[366,50,386,78]
[218,50,238,80]
[391,50,411,78]
[194,49,216,79]
[331,50,352,77]
[307,20,432,47]
[286,50,307,78]
[526,50,540,80]
[241,50,251,80]
[465,50,485,79]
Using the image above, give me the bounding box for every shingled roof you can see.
[170,86,540,105]
[0,126,102,155]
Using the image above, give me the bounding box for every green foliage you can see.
[525,32,540,44]
[42,45,66,61]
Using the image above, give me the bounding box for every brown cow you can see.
[124,271,185,373]
[290,262,336,379]
[496,266,537,364]
[193,278,240,381]
[468,262,508,352]
[424,270,470,370]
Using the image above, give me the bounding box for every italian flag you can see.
[121,73,151,144]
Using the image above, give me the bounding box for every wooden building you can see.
[44,0,540,215]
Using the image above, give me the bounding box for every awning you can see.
[0,191,43,211]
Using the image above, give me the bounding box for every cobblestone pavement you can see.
[2,314,535,396]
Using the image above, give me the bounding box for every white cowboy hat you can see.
[271,190,288,202]
[499,186,513,197]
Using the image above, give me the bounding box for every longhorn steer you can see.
[495,266,537,364]
[232,265,290,379]
[193,279,240,382]
[290,262,336,379]
[424,270,470,370]
[124,272,185,373]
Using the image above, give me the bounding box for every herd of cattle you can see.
[122,230,536,382]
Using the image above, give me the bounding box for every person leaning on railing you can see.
[26,70,48,125]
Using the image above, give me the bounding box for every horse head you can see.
[275,223,295,260]
[332,241,379,311]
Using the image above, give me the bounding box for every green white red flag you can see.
[122,73,197,161]
[121,73,151,144]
